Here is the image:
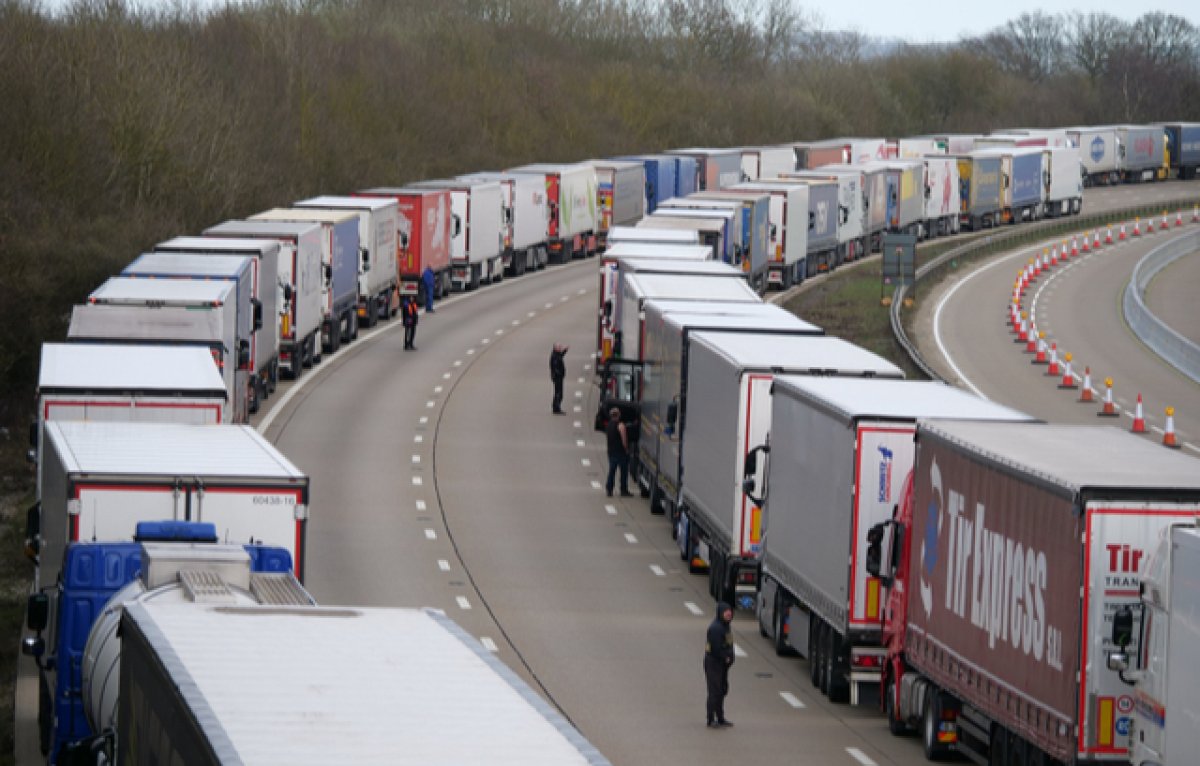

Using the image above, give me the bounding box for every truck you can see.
[676,332,903,610]
[406,178,504,289]
[745,379,1032,706]
[670,154,700,197]
[807,163,889,252]
[972,147,1045,223]
[455,172,550,276]
[506,162,597,263]
[645,209,735,264]
[1110,523,1200,766]
[153,236,282,390]
[105,601,610,765]
[729,181,809,289]
[1114,125,1167,182]
[588,159,646,249]
[607,225,699,246]
[896,139,945,159]
[122,252,273,413]
[293,196,400,326]
[738,146,795,181]
[788,178,841,276]
[665,148,743,190]
[597,243,713,362]
[1159,122,1200,179]
[614,273,761,363]
[883,159,927,235]
[249,207,361,354]
[356,187,455,298]
[1068,126,1122,186]
[203,219,325,377]
[787,170,866,261]
[635,302,821,519]
[22,523,307,763]
[954,153,1003,230]
[1044,146,1084,217]
[919,155,961,237]
[690,190,772,289]
[866,421,1200,763]
[799,138,890,168]
[68,278,251,424]
[615,155,678,213]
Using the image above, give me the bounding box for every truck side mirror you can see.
[28,422,37,450]
[25,593,48,633]
[361,247,371,271]
[238,339,251,368]
[283,284,293,302]
[665,400,678,437]
[252,298,263,331]
[603,299,612,319]
[1111,605,1134,649]
[865,522,885,578]
[744,450,757,477]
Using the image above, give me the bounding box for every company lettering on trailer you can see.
[1090,137,1106,163]
[877,446,893,503]
[1133,137,1154,158]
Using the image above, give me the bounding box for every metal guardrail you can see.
[890,198,1200,381]
[1123,229,1200,384]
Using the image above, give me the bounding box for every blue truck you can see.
[618,155,678,214]
[1160,122,1200,180]
[22,521,310,764]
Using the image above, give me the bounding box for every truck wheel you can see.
[816,622,830,693]
[38,675,51,755]
[773,605,791,656]
[808,619,821,686]
[708,555,723,597]
[648,484,665,516]
[922,692,945,761]
[885,681,907,736]
[828,631,849,703]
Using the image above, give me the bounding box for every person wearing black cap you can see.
[605,407,633,497]
[704,601,735,728]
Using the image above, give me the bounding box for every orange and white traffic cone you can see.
[1045,343,1060,374]
[1050,246,1059,266]
[1082,233,1091,253]
[1163,407,1181,449]
[1071,236,1079,256]
[1132,393,1146,433]
[1033,332,1048,364]
[1076,364,1090,395]
[1093,229,1101,249]
[1161,210,1169,230]
[1105,226,1114,245]
[1134,218,1141,236]
[1026,323,1039,353]
[1193,204,1199,223]
[1058,353,1078,389]
[1016,313,1029,344]
[1147,215,1155,233]
[1119,223,1127,241]
[1098,377,1118,416]
[1176,210,1183,228]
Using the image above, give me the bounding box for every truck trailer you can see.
[1159,122,1200,179]
[868,422,1200,763]
[249,208,361,354]
[455,172,550,276]
[607,225,699,247]
[588,159,647,249]
[1044,146,1085,217]
[506,162,597,263]
[737,146,796,181]
[971,148,1046,223]
[356,187,454,298]
[787,170,866,260]
[729,181,809,289]
[954,154,1003,230]
[747,379,1032,706]
[202,219,325,377]
[690,189,772,289]
[615,155,679,213]
[665,148,743,190]
[677,332,903,609]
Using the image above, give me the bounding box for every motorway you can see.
[911,182,1200,452]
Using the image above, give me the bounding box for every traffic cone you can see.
[1082,233,1091,253]
[1176,210,1183,228]
[1070,237,1078,257]
[1133,217,1141,236]
[1045,343,1060,374]
[1098,377,1118,416]
[1050,246,1059,266]
[1132,393,1146,433]
[1105,226,1114,245]
[1026,323,1039,353]
[1033,332,1048,364]
[1193,204,1199,223]
[1094,229,1102,249]
[1058,353,1078,389]
[1077,367,1093,401]
[1163,407,1181,449]
[1161,211,1169,230]
[1147,215,1155,233]
[1119,223,1127,241]
[1016,313,1028,343]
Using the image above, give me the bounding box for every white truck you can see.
[729,181,809,290]
[249,208,362,354]
[919,155,961,237]
[506,162,598,263]
[677,333,903,609]
[1045,146,1084,217]
[1067,126,1122,186]
[738,146,796,181]
[607,226,699,246]
[588,159,646,249]
[408,179,504,290]
[202,219,326,378]
[615,273,761,363]
[1111,523,1200,766]
[293,196,400,327]
[68,278,251,424]
[107,602,610,765]
[123,251,275,413]
[746,378,1032,705]
[597,243,712,362]
[665,148,744,190]
[788,169,867,261]
[458,171,550,276]
[637,301,821,519]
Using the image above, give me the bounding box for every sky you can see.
[809,1,1200,44]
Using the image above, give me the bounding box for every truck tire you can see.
[809,619,821,686]
[648,484,664,516]
[773,603,791,657]
[38,675,51,755]
[922,692,946,761]
[885,680,907,735]
[828,631,849,703]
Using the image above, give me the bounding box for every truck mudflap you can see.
[848,646,886,705]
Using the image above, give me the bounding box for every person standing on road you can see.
[422,266,436,313]
[605,407,633,497]
[704,601,735,728]
[402,296,419,350]
[549,344,567,414]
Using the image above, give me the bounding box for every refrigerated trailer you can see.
[615,273,761,363]
[748,379,1032,706]
[588,159,646,249]
[1044,146,1084,217]
[203,220,325,378]
[869,422,1200,763]
[665,148,743,190]
[677,333,903,609]
[506,163,597,263]
[729,181,809,289]
[455,172,550,276]
[356,187,455,298]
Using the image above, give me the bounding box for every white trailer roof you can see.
[294,195,396,212]
[124,252,252,279]
[619,259,740,277]
[205,220,322,239]
[126,604,610,765]
[506,162,594,174]
[157,236,280,256]
[920,421,1200,495]
[46,421,305,480]
[604,243,712,261]
[358,186,446,198]
[38,343,226,397]
[775,378,1033,424]
[624,273,760,303]
[89,277,234,305]
[250,208,358,225]
[587,158,645,171]
[607,226,700,245]
[690,331,903,377]
[663,306,821,335]
[647,299,807,322]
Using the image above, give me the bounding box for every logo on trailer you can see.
[877,446,894,503]
[1091,137,1106,163]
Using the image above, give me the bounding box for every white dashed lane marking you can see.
[424,529,436,540]
[846,748,878,766]
[650,565,665,576]
[481,637,498,652]
[456,596,471,610]
[604,505,617,516]
[437,559,450,571]
[412,477,423,486]
[685,602,704,616]
[780,692,805,709]
[415,500,426,511]
[624,533,638,544]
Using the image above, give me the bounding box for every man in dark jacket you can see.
[402,296,419,350]
[549,344,567,414]
[605,407,633,497]
[704,601,735,728]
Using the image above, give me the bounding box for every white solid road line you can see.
[845,747,878,766]
[779,691,805,709]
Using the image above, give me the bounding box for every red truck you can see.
[357,188,453,304]
[867,421,1200,763]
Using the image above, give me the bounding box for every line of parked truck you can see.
[20,120,1200,765]
[592,202,1200,764]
